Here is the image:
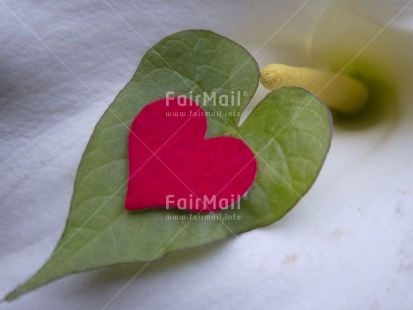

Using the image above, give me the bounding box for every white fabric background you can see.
[1,0,412,309]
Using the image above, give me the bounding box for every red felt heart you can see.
[125,97,257,212]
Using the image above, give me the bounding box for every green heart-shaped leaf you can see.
[6,30,332,300]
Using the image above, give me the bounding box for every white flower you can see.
[0,0,412,309]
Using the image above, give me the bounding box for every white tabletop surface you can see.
[1,1,412,309]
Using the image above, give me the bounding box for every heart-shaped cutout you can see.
[125,97,257,212]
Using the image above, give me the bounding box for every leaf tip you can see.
[4,286,22,302]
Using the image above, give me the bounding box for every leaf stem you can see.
[260,64,368,114]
